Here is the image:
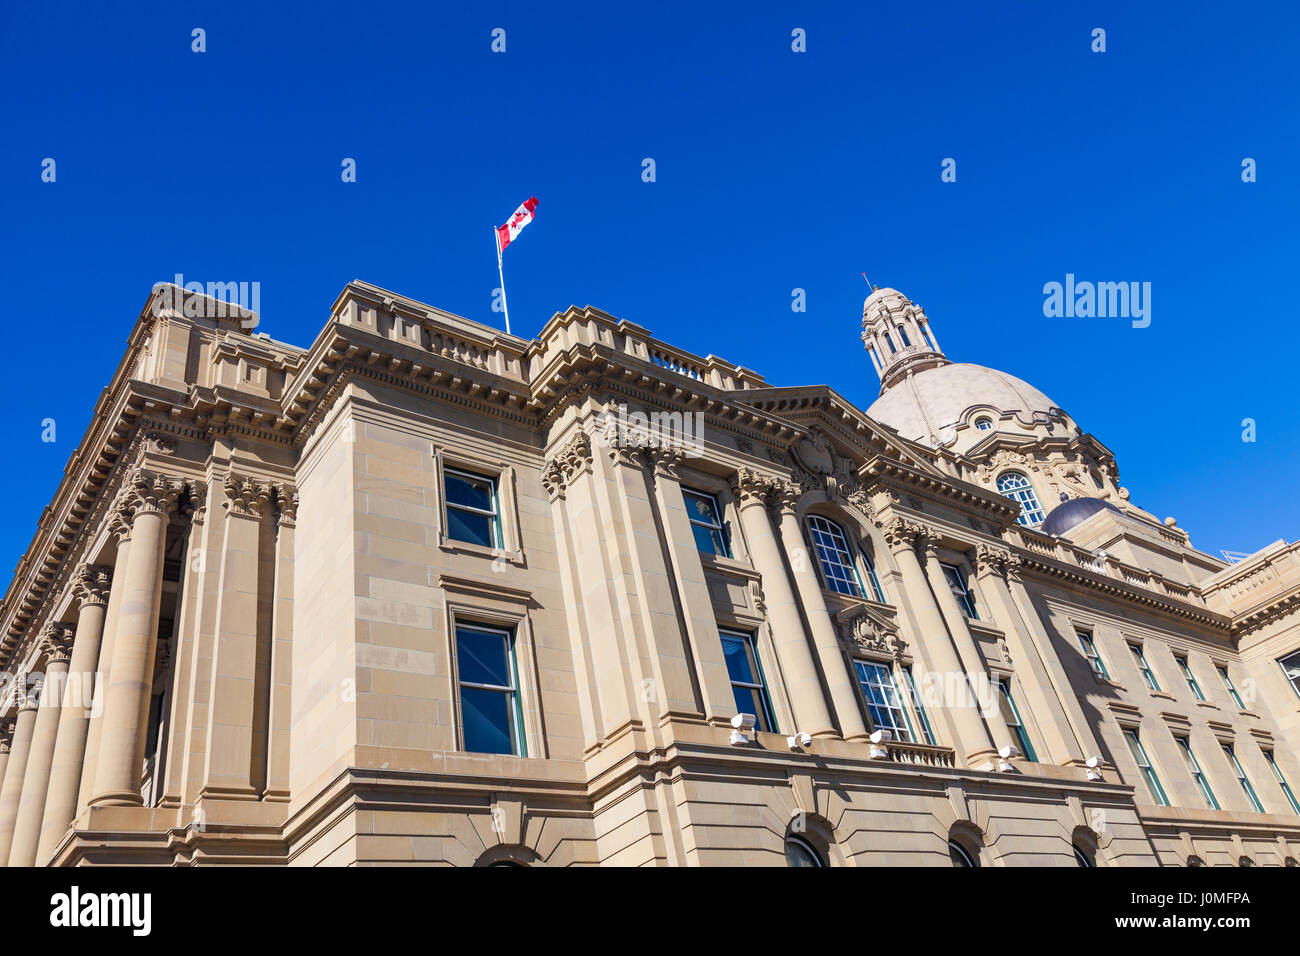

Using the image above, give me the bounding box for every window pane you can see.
[808,516,863,598]
[447,508,495,548]
[460,686,515,754]
[684,490,721,524]
[690,523,727,556]
[721,635,756,685]
[456,627,511,687]
[785,838,823,867]
[446,470,495,511]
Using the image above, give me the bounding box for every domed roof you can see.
[866,361,1064,446]
[1041,496,1124,537]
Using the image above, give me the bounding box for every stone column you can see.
[772,483,868,740]
[201,475,271,800]
[0,683,40,862]
[9,626,75,866]
[0,722,12,797]
[731,470,835,737]
[37,566,111,863]
[265,487,296,801]
[77,504,134,815]
[917,531,1004,764]
[90,469,180,807]
[882,519,996,765]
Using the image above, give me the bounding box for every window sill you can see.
[1093,676,1125,690]
[438,534,524,566]
[1194,700,1220,711]
[1149,690,1176,701]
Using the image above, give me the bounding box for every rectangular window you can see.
[1175,736,1220,810]
[1175,655,1205,701]
[1222,744,1264,812]
[682,488,731,557]
[1263,750,1300,814]
[1077,631,1109,679]
[1123,727,1169,807]
[807,515,864,598]
[998,679,1037,762]
[941,563,978,619]
[720,629,777,733]
[901,666,936,745]
[1279,651,1300,699]
[455,623,526,756]
[854,660,914,743]
[445,468,502,549]
[861,551,886,603]
[1216,664,1245,709]
[1130,643,1160,691]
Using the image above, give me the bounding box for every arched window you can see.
[1073,843,1095,867]
[896,325,911,347]
[1186,856,1205,867]
[948,839,978,868]
[785,835,825,867]
[997,472,1045,527]
[973,417,993,431]
[807,515,866,598]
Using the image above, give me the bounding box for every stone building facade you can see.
[0,280,1297,866]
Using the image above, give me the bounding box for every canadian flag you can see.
[496,196,539,253]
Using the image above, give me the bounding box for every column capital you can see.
[770,480,801,517]
[276,485,298,528]
[72,563,113,608]
[129,467,184,518]
[975,542,1015,578]
[109,491,136,542]
[730,468,774,509]
[542,431,593,501]
[223,473,273,518]
[39,623,75,665]
[646,445,685,481]
[881,517,927,552]
[185,481,208,526]
[16,676,40,712]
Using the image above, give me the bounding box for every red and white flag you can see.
[496,196,539,253]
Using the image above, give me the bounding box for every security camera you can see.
[787,732,813,752]
[868,728,892,759]
[731,713,756,731]
[998,744,1021,760]
[869,729,893,744]
[1086,755,1104,781]
[729,730,751,746]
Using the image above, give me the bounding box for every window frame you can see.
[443,465,504,551]
[681,486,731,558]
[996,471,1046,527]
[1216,664,1245,709]
[997,677,1037,762]
[901,665,937,745]
[1222,743,1264,812]
[1279,651,1300,699]
[807,514,867,599]
[1123,727,1169,807]
[1175,735,1220,810]
[1263,749,1300,814]
[853,659,916,744]
[453,621,528,757]
[784,835,825,867]
[1129,642,1160,691]
[1077,630,1110,680]
[941,562,979,620]
[973,416,993,431]
[718,628,778,733]
[948,839,979,868]
[1175,654,1206,701]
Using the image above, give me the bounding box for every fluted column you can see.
[772,483,868,740]
[9,626,75,866]
[37,565,111,864]
[731,470,835,737]
[0,683,40,862]
[882,519,997,765]
[90,470,180,807]
[78,503,134,814]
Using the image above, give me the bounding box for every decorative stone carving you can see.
[835,604,906,659]
[276,487,298,528]
[224,474,272,518]
[40,622,75,663]
[541,432,595,501]
[749,579,767,616]
[72,564,112,608]
[769,480,801,517]
[881,517,926,551]
[975,543,1015,577]
[130,468,184,517]
[789,428,862,502]
[186,482,209,526]
[647,445,685,480]
[730,468,774,508]
[140,432,177,456]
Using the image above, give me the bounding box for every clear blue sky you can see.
[2,0,1298,574]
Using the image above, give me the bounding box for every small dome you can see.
[866,362,1066,446]
[1041,497,1124,537]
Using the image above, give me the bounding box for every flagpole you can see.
[495,227,511,335]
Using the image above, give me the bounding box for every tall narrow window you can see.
[807,515,864,598]
[1175,736,1220,810]
[854,660,914,743]
[896,325,911,347]
[996,472,1046,527]
[720,629,777,732]
[861,550,885,603]
[1077,631,1109,679]
[998,678,1037,761]
[941,563,979,619]
[682,488,730,557]
[901,666,936,745]
[1175,655,1205,701]
[445,468,502,549]
[1130,643,1160,691]
[1279,651,1300,699]
[455,623,526,756]
[1216,665,1245,709]
[1222,744,1264,812]
[1123,728,1169,806]
[1263,750,1300,814]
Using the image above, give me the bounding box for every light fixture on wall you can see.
[1085,755,1105,781]
[787,732,813,752]
[869,728,892,759]
[996,744,1020,772]
[730,712,756,745]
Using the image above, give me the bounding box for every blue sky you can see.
[2,0,1298,573]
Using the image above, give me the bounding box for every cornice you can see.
[860,454,1021,525]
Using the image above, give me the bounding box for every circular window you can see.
[974,417,993,431]
[948,839,979,867]
[785,835,825,867]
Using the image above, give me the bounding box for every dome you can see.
[1040,496,1124,537]
[866,361,1065,446]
